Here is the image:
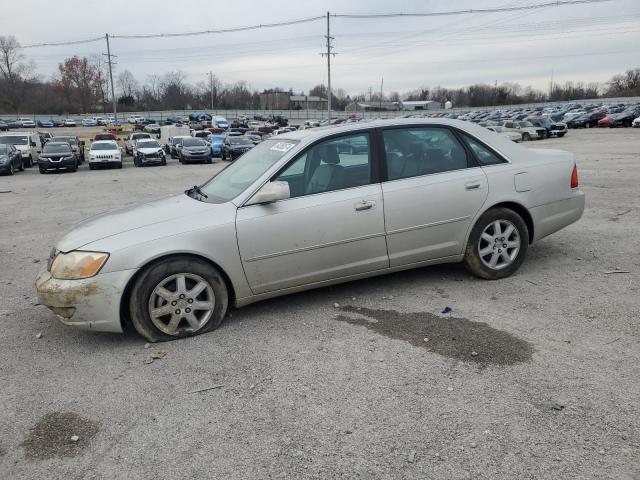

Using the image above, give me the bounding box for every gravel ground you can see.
[0,128,638,479]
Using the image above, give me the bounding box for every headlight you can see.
[0,157,6,164]
[50,251,109,280]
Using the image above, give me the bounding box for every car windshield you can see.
[211,136,225,142]
[199,139,298,203]
[138,141,161,148]
[94,135,115,141]
[519,121,534,127]
[229,137,252,145]
[91,142,117,151]
[172,137,187,145]
[0,136,28,145]
[133,134,150,140]
[43,144,71,154]
[52,137,76,146]
[183,139,206,147]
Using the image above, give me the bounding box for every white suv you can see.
[0,132,40,167]
[88,140,122,170]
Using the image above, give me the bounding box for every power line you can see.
[333,0,613,19]
[17,0,613,48]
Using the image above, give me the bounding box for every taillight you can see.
[570,164,579,188]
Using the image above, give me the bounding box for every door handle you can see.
[465,181,481,190]
[355,200,375,211]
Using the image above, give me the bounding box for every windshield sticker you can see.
[270,142,295,153]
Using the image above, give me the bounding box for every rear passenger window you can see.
[382,128,468,181]
[461,134,507,166]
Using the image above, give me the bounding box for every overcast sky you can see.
[2,0,639,97]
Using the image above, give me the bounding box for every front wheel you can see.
[463,208,529,280]
[26,155,33,168]
[128,257,229,342]
[522,133,531,141]
[8,163,14,175]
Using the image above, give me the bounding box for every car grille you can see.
[94,154,114,160]
[236,148,250,153]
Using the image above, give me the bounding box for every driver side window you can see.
[274,133,372,199]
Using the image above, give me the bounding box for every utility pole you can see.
[379,76,384,112]
[208,71,214,110]
[104,34,117,122]
[320,11,336,121]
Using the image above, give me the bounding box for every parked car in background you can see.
[213,117,229,130]
[164,116,188,126]
[17,118,36,128]
[124,132,152,155]
[178,138,212,164]
[38,132,53,145]
[526,116,567,137]
[92,133,119,142]
[143,123,161,134]
[609,107,640,127]
[64,118,76,127]
[50,136,85,163]
[127,115,145,124]
[208,134,225,157]
[82,118,98,127]
[134,139,167,167]
[597,116,613,128]
[38,142,78,174]
[221,135,255,161]
[88,140,122,170]
[633,116,640,128]
[567,111,607,128]
[191,130,211,139]
[501,120,546,141]
[37,119,54,128]
[169,136,190,158]
[486,125,521,142]
[34,119,585,341]
[95,117,108,126]
[53,119,66,127]
[245,134,262,145]
[0,143,24,175]
[0,132,40,167]
[0,121,7,131]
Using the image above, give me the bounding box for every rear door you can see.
[380,126,488,267]
[236,131,388,294]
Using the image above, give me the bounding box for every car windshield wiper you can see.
[185,185,208,200]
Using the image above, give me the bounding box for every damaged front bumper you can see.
[35,268,137,333]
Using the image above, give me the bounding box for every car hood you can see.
[14,145,29,151]
[56,194,214,252]
[183,146,208,151]
[137,147,162,154]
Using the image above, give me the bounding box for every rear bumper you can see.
[35,267,137,333]
[530,190,585,243]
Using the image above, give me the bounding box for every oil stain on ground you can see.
[336,306,533,367]
[22,412,99,460]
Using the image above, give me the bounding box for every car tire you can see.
[71,161,78,172]
[128,256,229,342]
[206,158,212,164]
[89,163,95,170]
[521,133,531,141]
[39,167,46,174]
[117,163,123,169]
[8,163,15,175]
[463,207,529,280]
[26,155,33,168]
[558,133,565,137]
[18,160,25,172]
[161,158,166,166]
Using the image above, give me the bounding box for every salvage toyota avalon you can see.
[36,119,584,342]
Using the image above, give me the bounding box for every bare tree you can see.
[0,35,33,113]
[117,70,140,99]
[58,56,99,113]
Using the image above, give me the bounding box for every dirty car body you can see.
[36,119,585,341]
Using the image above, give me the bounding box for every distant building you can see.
[345,101,400,112]
[400,100,442,111]
[259,91,328,110]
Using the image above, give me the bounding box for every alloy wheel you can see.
[148,273,215,336]
[477,220,521,270]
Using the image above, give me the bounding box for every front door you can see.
[380,126,488,267]
[236,132,388,294]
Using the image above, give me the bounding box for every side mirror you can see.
[30,142,36,147]
[246,181,290,206]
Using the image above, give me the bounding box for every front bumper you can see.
[35,267,137,333]
[138,155,164,165]
[182,153,210,162]
[40,158,76,170]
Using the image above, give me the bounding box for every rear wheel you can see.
[522,133,531,141]
[128,257,229,342]
[463,208,529,280]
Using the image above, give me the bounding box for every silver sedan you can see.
[36,119,585,341]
